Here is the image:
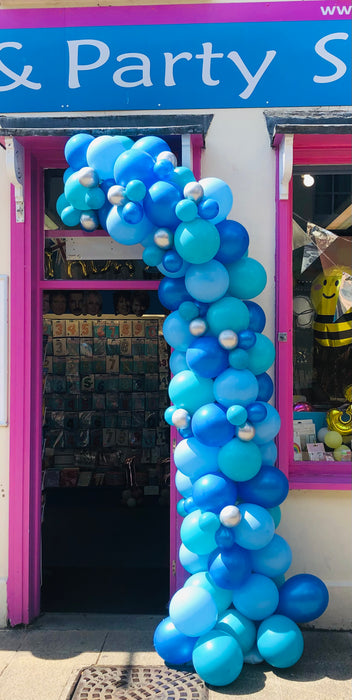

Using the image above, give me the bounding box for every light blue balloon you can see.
[131,135,170,159]
[259,440,278,466]
[64,133,94,170]
[217,609,257,655]
[251,535,292,577]
[227,257,267,299]
[179,544,209,574]
[185,260,229,303]
[206,297,250,335]
[218,439,262,482]
[199,177,233,225]
[180,509,219,555]
[174,438,219,480]
[185,572,233,614]
[257,615,304,668]
[214,368,258,408]
[175,470,193,497]
[164,406,176,425]
[170,350,188,375]
[246,334,275,375]
[170,586,218,637]
[114,148,156,187]
[163,312,194,352]
[106,204,154,245]
[253,403,281,445]
[168,370,214,414]
[233,503,275,550]
[192,630,243,686]
[232,573,279,621]
[174,218,220,264]
[63,167,75,183]
[86,135,130,180]
[177,499,187,517]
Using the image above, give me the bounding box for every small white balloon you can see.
[172,408,191,429]
[107,185,126,205]
[154,228,174,249]
[317,427,329,442]
[189,318,207,336]
[237,423,256,441]
[80,211,99,231]
[157,150,177,166]
[218,330,238,350]
[220,505,242,528]
[78,166,99,188]
[183,181,204,203]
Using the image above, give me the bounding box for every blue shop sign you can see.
[0,19,350,112]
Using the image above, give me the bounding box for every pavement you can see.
[0,614,350,700]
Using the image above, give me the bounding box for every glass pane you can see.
[292,170,352,463]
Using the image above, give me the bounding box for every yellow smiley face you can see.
[311,268,342,316]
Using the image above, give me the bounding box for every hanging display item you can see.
[56,133,329,687]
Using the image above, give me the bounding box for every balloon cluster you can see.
[57,133,329,687]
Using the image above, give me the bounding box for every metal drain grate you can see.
[67,666,208,700]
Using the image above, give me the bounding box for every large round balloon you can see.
[169,586,218,637]
[209,544,252,589]
[191,404,235,446]
[106,204,153,245]
[87,135,131,180]
[233,503,275,550]
[257,615,304,668]
[175,469,193,498]
[237,466,289,508]
[214,368,258,408]
[245,301,266,333]
[253,404,281,445]
[153,617,197,665]
[186,336,228,378]
[174,218,220,264]
[163,311,194,352]
[276,574,329,623]
[216,609,256,655]
[131,135,171,159]
[64,133,94,170]
[184,572,233,614]
[218,439,262,482]
[180,509,220,555]
[113,148,156,187]
[227,258,267,299]
[256,372,274,401]
[246,334,275,375]
[168,370,214,414]
[206,297,250,336]
[144,181,181,228]
[232,573,279,621]
[251,535,292,577]
[158,276,192,311]
[185,260,229,303]
[215,219,249,264]
[174,438,219,480]
[170,350,189,375]
[192,472,237,512]
[198,177,233,225]
[259,440,277,466]
[179,544,209,575]
[192,630,243,686]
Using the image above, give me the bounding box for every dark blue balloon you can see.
[192,472,238,513]
[215,219,249,264]
[186,337,229,378]
[179,427,193,439]
[162,250,184,273]
[238,330,256,350]
[245,301,266,333]
[277,574,329,623]
[247,402,267,423]
[158,276,192,311]
[154,616,197,665]
[144,181,181,228]
[184,496,197,513]
[256,373,274,401]
[215,525,236,549]
[209,544,252,589]
[198,198,219,220]
[192,403,235,446]
[237,466,289,508]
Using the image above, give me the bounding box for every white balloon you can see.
[220,505,242,528]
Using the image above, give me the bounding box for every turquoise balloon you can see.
[214,368,258,408]
[164,406,176,425]
[218,439,262,481]
[216,609,256,655]
[185,572,233,614]
[86,135,129,180]
[125,179,147,202]
[84,186,106,210]
[170,586,218,637]
[175,199,198,222]
[199,177,234,225]
[192,630,243,686]
[247,334,275,375]
[142,245,164,267]
[174,438,219,480]
[233,503,275,550]
[179,544,209,574]
[174,218,220,264]
[56,192,69,217]
[163,312,194,352]
[268,505,281,528]
[251,535,292,577]
[177,499,187,517]
[106,204,153,245]
[169,166,196,191]
[227,258,267,299]
[232,573,279,620]
[226,405,248,426]
[185,260,229,303]
[257,615,304,668]
[168,370,214,414]
[180,509,219,555]
[229,348,249,369]
[206,297,250,335]
[64,172,91,211]
[253,403,281,445]
[60,205,81,227]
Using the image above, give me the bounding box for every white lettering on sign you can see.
[0,42,41,91]
[227,50,277,99]
[68,39,110,88]
[313,32,348,83]
[113,53,152,87]
[195,42,224,86]
[164,52,192,87]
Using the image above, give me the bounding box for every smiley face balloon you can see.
[310,268,342,318]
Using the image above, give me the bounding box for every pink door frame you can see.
[7,134,202,626]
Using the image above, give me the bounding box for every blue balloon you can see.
[238,330,256,350]
[87,135,130,180]
[216,609,256,655]
[169,371,214,414]
[185,260,229,303]
[251,535,292,577]
[153,158,174,180]
[122,201,143,224]
[170,350,188,375]
[169,586,218,637]
[192,630,243,686]
[206,296,250,335]
[233,503,275,550]
[154,617,197,666]
[185,572,233,614]
[253,403,281,445]
[215,526,235,550]
[215,219,249,264]
[186,336,228,379]
[218,438,262,482]
[114,148,156,187]
[179,544,209,574]
[64,133,94,170]
[174,218,220,264]
[192,472,237,512]
[209,544,252,589]
[175,470,193,497]
[163,311,193,352]
[162,249,183,273]
[198,177,233,225]
[276,574,329,623]
[227,257,267,299]
[232,573,279,621]
[131,135,170,159]
[192,404,235,447]
[198,198,219,220]
[257,615,304,668]
[245,301,266,332]
[106,204,153,245]
[144,181,181,228]
[237,466,289,508]
[174,438,219,480]
[214,368,259,408]
[247,334,275,375]
[56,192,69,217]
[259,440,277,466]
[256,372,274,401]
[177,499,188,517]
[157,257,190,279]
[158,276,192,311]
[246,402,267,423]
[184,496,197,514]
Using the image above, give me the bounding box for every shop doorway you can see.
[40,287,170,613]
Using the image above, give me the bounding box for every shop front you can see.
[0,1,351,629]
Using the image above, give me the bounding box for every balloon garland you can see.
[57,133,329,687]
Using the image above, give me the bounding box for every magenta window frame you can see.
[275,134,352,491]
